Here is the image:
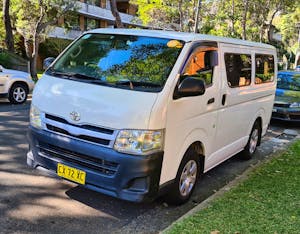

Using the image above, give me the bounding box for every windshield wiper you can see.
[47,68,112,86]
[131,81,161,88]
[49,70,97,81]
[115,80,134,90]
[115,80,161,90]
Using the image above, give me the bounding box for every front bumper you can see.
[27,127,163,202]
[0,93,8,98]
[272,107,300,122]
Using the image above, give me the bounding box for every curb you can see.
[161,136,298,233]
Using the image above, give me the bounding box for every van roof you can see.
[88,28,275,50]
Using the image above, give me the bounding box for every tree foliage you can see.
[131,0,299,43]
[131,0,299,66]
[10,0,77,80]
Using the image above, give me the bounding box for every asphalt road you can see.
[0,100,299,234]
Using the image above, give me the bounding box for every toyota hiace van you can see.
[27,29,277,204]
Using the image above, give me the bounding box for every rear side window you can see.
[225,53,252,87]
[255,54,274,84]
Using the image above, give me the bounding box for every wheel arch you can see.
[9,80,29,93]
[176,138,206,178]
[249,116,263,146]
[188,141,205,174]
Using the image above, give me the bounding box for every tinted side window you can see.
[255,54,274,84]
[225,53,252,87]
[183,47,218,86]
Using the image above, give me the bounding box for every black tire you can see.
[165,148,201,205]
[8,83,28,104]
[241,121,261,160]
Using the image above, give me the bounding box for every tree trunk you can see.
[259,24,264,42]
[109,0,123,28]
[194,0,202,33]
[231,0,235,36]
[178,0,184,32]
[242,0,249,40]
[3,0,14,52]
[31,35,39,82]
[267,9,278,43]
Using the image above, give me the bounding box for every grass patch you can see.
[166,140,300,234]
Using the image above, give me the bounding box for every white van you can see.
[27,29,277,204]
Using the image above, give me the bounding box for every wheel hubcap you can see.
[179,160,197,197]
[249,128,259,154]
[13,87,26,102]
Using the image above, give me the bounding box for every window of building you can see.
[225,53,252,87]
[85,0,100,7]
[85,18,100,30]
[255,54,274,84]
[182,46,218,86]
[64,14,80,30]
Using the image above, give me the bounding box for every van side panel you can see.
[158,43,223,185]
[205,44,276,171]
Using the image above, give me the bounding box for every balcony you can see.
[48,27,83,40]
[48,1,144,40]
[77,1,142,26]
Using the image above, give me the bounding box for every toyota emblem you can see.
[70,111,80,122]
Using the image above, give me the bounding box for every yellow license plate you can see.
[57,163,86,185]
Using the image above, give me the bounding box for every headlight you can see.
[114,129,164,155]
[30,105,42,129]
[289,102,300,108]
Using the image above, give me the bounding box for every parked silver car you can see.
[0,65,34,104]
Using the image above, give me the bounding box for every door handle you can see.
[222,94,227,105]
[207,98,215,105]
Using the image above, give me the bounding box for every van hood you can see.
[33,75,158,130]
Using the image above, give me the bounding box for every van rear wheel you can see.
[241,121,261,160]
[165,148,200,205]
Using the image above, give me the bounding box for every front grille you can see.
[274,103,290,108]
[44,113,116,147]
[45,114,114,135]
[46,124,110,145]
[290,114,300,120]
[38,142,119,176]
[272,112,300,120]
[272,112,288,119]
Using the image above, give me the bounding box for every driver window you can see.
[183,45,218,86]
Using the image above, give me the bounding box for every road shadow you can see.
[0,99,31,112]
[0,105,298,234]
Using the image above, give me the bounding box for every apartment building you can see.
[37,0,141,69]
[48,0,140,40]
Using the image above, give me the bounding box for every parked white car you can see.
[0,65,34,104]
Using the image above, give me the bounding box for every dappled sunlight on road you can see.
[1,102,298,233]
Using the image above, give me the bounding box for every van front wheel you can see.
[241,121,261,160]
[165,149,200,205]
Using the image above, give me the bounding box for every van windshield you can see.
[277,73,300,91]
[48,33,184,92]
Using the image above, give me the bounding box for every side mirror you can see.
[43,57,55,70]
[174,77,206,99]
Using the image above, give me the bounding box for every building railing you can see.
[77,1,141,26]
